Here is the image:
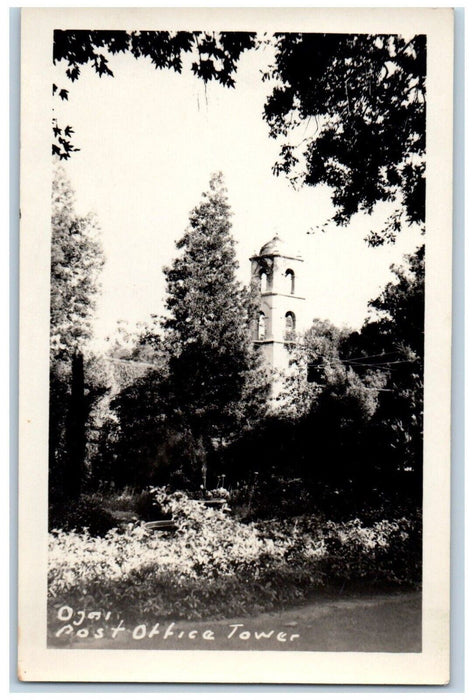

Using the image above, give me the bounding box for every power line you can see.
[105,356,159,370]
[339,350,402,362]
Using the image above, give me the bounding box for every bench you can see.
[143,519,177,532]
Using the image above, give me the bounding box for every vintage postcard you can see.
[18,7,453,684]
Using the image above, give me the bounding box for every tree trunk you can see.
[63,351,87,500]
[48,368,67,504]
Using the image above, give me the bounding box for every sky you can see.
[53,38,424,348]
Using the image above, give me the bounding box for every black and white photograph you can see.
[18,7,453,684]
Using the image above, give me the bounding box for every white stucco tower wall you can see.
[250,234,306,377]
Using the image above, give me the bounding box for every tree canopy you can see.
[264,34,426,242]
[97,173,269,490]
[50,166,104,357]
[49,168,106,504]
[52,30,425,244]
[342,245,425,493]
[163,172,268,443]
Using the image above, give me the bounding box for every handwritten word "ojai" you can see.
[55,605,115,639]
[56,605,112,625]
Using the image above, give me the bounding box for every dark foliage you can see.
[48,368,70,503]
[49,494,119,537]
[341,245,425,497]
[264,33,426,241]
[97,368,212,489]
[229,472,314,522]
[224,409,391,516]
[53,29,255,85]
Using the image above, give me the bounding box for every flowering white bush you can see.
[49,491,304,599]
[48,491,420,620]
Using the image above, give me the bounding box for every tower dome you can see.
[258,234,302,260]
[249,234,306,390]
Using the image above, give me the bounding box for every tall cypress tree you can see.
[163,173,268,486]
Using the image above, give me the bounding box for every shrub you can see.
[229,475,314,521]
[48,491,324,621]
[99,485,138,512]
[319,516,421,586]
[257,511,422,587]
[133,489,172,521]
[48,494,119,537]
[48,491,421,623]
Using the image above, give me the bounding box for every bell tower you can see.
[250,234,306,374]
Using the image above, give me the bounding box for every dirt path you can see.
[51,590,421,652]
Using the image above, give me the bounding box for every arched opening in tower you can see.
[258,311,267,340]
[285,311,296,340]
[285,269,295,295]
